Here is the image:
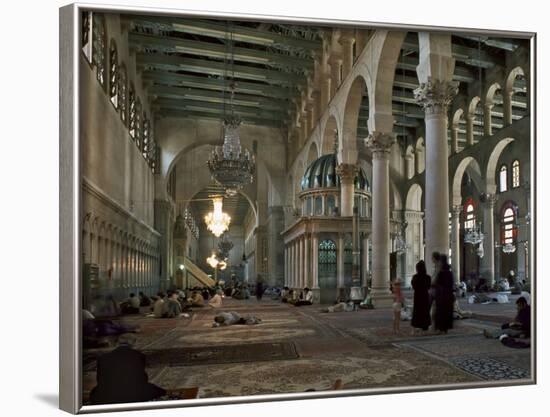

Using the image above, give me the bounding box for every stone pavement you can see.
[82,296,532,403]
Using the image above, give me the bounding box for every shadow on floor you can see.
[34,393,58,409]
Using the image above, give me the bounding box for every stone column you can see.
[503,91,513,126]
[365,132,395,305]
[480,193,497,288]
[414,79,458,273]
[154,199,174,291]
[292,241,297,289]
[321,77,331,108]
[362,235,370,291]
[304,234,310,288]
[484,103,493,136]
[336,163,358,217]
[299,236,305,288]
[340,34,355,79]
[451,205,462,284]
[311,234,319,288]
[283,246,289,286]
[337,233,345,296]
[330,58,343,96]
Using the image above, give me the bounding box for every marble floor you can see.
[82,295,532,402]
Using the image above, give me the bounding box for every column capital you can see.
[414,78,459,115]
[451,204,462,217]
[365,132,395,159]
[335,163,358,181]
[480,192,497,208]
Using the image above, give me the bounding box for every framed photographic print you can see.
[59,2,536,413]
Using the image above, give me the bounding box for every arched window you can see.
[326,195,336,216]
[512,160,520,188]
[128,85,136,138]
[314,196,323,216]
[135,99,142,148]
[81,11,93,63]
[464,198,475,229]
[499,164,508,193]
[109,41,118,108]
[118,65,127,125]
[92,13,106,88]
[500,202,518,245]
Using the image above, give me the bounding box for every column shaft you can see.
[480,195,496,287]
[451,206,461,284]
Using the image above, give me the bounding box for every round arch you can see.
[405,183,423,211]
[320,114,339,155]
[486,138,516,194]
[451,156,482,205]
[306,141,319,166]
[339,74,369,165]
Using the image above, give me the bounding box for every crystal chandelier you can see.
[464,222,484,245]
[502,242,517,254]
[395,222,409,254]
[206,253,227,270]
[217,234,234,259]
[207,25,255,196]
[204,197,231,237]
[207,114,255,196]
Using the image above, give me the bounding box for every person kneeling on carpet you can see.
[483,296,530,340]
[212,311,262,327]
[89,334,166,405]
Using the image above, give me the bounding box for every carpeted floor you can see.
[82,297,533,403]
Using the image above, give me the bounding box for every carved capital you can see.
[480,192,497,208]
[365,132,395,159]
[414,78,459,115]
[452,204,462,217]
[335,163,358,181]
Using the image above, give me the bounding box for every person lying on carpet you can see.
[89,334,166,405]
[320,300,355,313]
[82,309,140,348]
[483,296,530,339]
[212,311,262,327]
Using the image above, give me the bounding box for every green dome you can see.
[301,154,369,191]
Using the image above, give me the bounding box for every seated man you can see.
[188,291,205,307]
[208,289,223,308]
[139,292,151,307]
[162,291,183,318]
[89,334,166,405]
[212,311,262,327]
[484,296,531,339]
[152,293,165,318]
[280,286,289,302]
[294,287,313,306]
[120,293,140,314]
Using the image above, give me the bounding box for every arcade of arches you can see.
[80,11,532,399]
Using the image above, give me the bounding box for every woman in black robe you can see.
[411,260,431,331]
[433,255,455,333]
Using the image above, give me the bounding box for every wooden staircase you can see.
[183,257,216,288]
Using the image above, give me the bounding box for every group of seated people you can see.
[280,287,313,306]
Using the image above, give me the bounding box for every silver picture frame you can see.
[60,2,537,413]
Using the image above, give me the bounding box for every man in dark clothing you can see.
[484,296,531,339]
[90,335,165,405]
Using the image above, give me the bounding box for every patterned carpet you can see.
[82,298,533,403]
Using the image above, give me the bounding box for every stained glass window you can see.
[499,164,508,193]
[512,160,520,188]
[501,203,517,245]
